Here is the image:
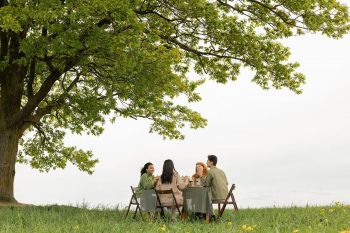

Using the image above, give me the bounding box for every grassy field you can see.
[0,203,349,233]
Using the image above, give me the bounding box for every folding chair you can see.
[124,186,143,220]
[213,184,238,220]
[154,189,181,219]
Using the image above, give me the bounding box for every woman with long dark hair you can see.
[156,159,189,218]
[136,162,158,197]
[160,159,175,184]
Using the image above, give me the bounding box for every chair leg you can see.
[139,206,143,220]
[219,202,228,218]
[132,205,144,220]
[176,205,181,216]
[160,206,165,217]
[156,205,165,218]
[133,205,139,219]
[124,199,133,219]
[218,203,221,216]
[205,212,210,223]
[231,194,238,211]
[134,205,143,219]
[171,208,177,220]
[181,208,188,221]
[159,209,165,218]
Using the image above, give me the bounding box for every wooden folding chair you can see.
[154,189,181,219]
[213,184,238,220]
[124,186,143,220]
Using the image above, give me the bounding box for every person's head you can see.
[207,155,217,168]
[160,159,175,184]
[140,162,154,176]
[193,162,207,178]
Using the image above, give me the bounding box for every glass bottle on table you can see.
[188,176,193,187]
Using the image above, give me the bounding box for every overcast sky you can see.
[14,32,350,209]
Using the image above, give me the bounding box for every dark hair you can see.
[207,155,217,166]
[160,159,175,184]
[140,162,153,176]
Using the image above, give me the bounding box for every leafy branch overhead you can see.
[0,0,349,173]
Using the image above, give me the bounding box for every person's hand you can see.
[154,176,160,183]
[184,176,190,185]
[196,165,204,177]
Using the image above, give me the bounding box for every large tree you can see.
[0,0,349,202]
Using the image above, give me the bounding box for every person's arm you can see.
[135,175,145,197]
[176,173,187,190]
[201,170,213,187]
[143,175,156,189]
[155,178,161,190]
[224,172,228,186]
[153,176,160,185]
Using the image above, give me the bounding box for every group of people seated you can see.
[136,155,229,218]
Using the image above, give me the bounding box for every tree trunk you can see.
[0,129,19,203]
[0,31,27,203]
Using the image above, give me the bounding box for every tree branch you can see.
[33,123,48,146]
[246,0,308,30]
[27,58,36,99]
[19,74,81,134]
[10,68,61,128]
[159,34,247,63]
[8,32,21,62]
[0,30,9,62]
[134,9,191,23]
[11,11,133,130]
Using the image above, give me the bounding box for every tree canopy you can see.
[0,0,349,175]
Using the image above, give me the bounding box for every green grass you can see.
[0,203,349,233]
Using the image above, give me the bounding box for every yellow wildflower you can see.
[241,225,255,232]
[160,225,166,231]
[293,230,299,233]
[335,202,342,208]
[339,231,350,233]
[323,218,329,225]
[227,221,233,225]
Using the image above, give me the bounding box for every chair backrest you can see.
[130,186,139,204]
[227,184,235,196]
[222,184,235,202]
[156,189,174,195]
[154,188,181,214]
[155,189,177,206]
[130,186,138,196]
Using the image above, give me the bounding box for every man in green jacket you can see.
[200,155,228,200]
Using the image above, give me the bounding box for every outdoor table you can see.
[182,187,213,222]
[139,189,157,212]
[139,187,213,222]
